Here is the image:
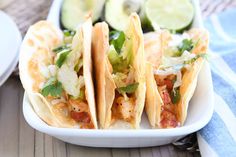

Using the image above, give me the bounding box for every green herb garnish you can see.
[52,44,71,53]
[109,31,125,53]
[178,39,194,54]
[184,53,207,65]
[108,45,129,73]
[56,50,71,68]
[41,77,63,97]
[170,88,181,104]
[78,90,85,100]
[117,83,139,94]
[63,30,76,37]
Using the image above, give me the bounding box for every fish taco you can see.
[144,28,209,128]
[92,13,146,129]
[19,19,97,129]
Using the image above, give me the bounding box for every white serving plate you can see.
[0,11,21,86]
[22,0,214,147]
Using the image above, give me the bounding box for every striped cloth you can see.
[197,8,236,157]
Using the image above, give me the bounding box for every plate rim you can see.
[0,10,21,85]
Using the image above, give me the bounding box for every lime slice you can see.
[105,0,142,31]
[145,0,194,31]
[61,0,105,30]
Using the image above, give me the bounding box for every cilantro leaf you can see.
[178,39,194,54]
[52,44,71,53]
[41,77,63,97]
[184,53,207,65]
[117,83,139,94]
[63,29,76,37]
[56,50,71,68]
[109,31,125,53]
[170,88,181,104]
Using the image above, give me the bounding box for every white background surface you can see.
[0,10,21,86]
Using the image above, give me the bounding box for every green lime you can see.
[145,0,194,31]
[105,0,142,31]
[61,0,105,30]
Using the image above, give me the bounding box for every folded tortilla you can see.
[145,28,209,128]
[19,19,97,129]
[92,13,146,129]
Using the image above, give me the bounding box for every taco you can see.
[144,28,209,128]
[19,19,97,129]
[92,13,146,129]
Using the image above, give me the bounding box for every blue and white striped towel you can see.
[197,8,236,157]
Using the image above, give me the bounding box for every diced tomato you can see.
[160,89,171,104]
[163,79,173,91]
[162,103,175,113]
[70,111,91,123]
[160,110,178,128]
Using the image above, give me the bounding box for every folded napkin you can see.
[197,8,236,156]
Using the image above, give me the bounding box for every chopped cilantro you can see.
[63,30,76,37]
[52,44,71,53]
[117,83,139,94]
[56,50,71,68]
[109,31,125,53]
[41,77,63,97]
[171,88,181,104]
[178,39,194,54]
[184,53,207,65]
[78,90,85,100]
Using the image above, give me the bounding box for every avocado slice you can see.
[61,0,105,30]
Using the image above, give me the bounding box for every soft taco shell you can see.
[19,20,97,128]
[177,28,209,125]
[92,13,146,129]
[92,22,116,129]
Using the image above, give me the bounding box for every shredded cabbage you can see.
[112,72,128,88]
[56,28,84,98]
[57,64,84,97]
[173,71,182,89]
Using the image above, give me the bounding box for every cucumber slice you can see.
[145,0,194,31]
[105,0,143,31]
[61,0,105,30]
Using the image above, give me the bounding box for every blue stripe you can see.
[199,112,236,156]
[211,71,236,116]
[217,9,236,40]
[222,52,236,73]
[204,15,236,55]
[204,19,227,55]
[210,43,236,56]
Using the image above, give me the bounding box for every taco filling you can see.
[107,30,138,123]
[153,32,205,128]
[29,29,94,129]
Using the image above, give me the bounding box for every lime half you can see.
[145,0,194,31]
[105,0,142,31]
[61,0,105,30]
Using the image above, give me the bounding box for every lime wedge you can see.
[61,0,105,30]
[145,0,194,31]
[105,0,143,31]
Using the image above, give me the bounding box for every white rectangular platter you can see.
[22,0,214,147]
